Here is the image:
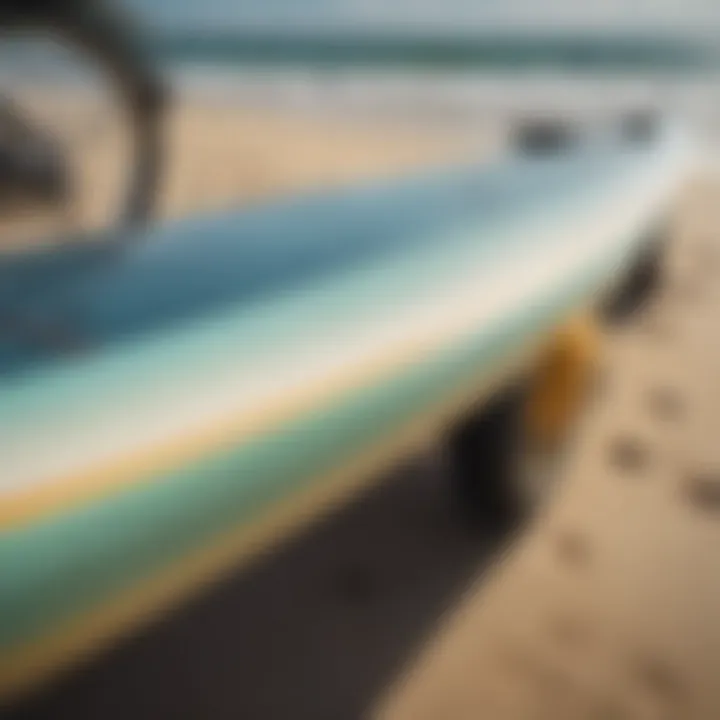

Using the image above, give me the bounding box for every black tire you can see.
[446,316,599,538]
[446,382,529,538]
[0,0,166,229]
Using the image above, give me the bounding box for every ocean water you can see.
[170,64,720,137]
[125,0,720,40]
[122,7,719,134]
[2,10,720,145]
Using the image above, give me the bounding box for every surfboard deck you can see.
[0,124,694,699]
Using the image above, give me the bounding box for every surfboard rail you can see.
[0,121,696,700]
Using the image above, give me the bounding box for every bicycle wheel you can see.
[0,0,165,246]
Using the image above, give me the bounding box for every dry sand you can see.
[159,102,488,219]
[0,95,489,250]
[376,175,720,718]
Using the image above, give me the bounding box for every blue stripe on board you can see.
[0,140,656,377]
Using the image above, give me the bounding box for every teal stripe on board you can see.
[0,243,621,652]
[0,139,662,434]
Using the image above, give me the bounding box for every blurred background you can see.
[1,0,719,247]
[1,2,719,719]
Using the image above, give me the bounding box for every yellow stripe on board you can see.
[1,327,459,530]
[0,332,552,704]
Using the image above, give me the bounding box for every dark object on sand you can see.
[0,0,166,228]
[619,109,660,144]
[512,118,579,155]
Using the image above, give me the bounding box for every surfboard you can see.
[0,121,694,698]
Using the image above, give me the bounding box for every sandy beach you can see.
[0,93,491,250]
[377,175,720,719]
[159,102,490,218]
